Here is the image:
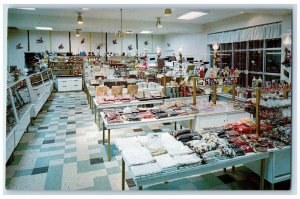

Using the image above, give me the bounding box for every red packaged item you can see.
[241,145,254,153]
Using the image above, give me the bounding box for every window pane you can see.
[237,73,246,87]
[249,40,263,49]
[266,38,281,48]
[266,51,281,73]
[264,75,280,82]
[221,43,232,51]
[249,50,263,72]
[233,41,247,50]
[234,51,246,70]
[219,52,232,69]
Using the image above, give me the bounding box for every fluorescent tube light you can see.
[177,11,207,20]
[35,27,53,30]
[17,8,36,10]
[140,31,153,34]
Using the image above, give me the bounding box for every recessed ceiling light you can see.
[177,11,208,20]
[17,8,36,10]
[240,11,244,14]
[140,31,153,34]
[35,27,53,30]
[82,8,89,11]
[125,30,134,34]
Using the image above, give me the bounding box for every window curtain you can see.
[207,22,282,44]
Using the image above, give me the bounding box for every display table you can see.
[94,98,165,130]
[100,112,196,161]
[120,151,269,190]
[244,146,291,189]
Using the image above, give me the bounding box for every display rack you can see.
[6,69,54,163]
[244,87,291,188]
[49,55,84,76]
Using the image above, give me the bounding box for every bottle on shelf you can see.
[252,76,257,88]
[257,76,262,87]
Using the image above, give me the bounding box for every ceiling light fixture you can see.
[35,27,53,30]
[77,12,83,24]
[114,9,125,39]
[240,11,244,14]
[76,29,81,37]
[156,18,163,28]
[125,30,133,34]
[177,11,208,20]
[164,8,172,16]
[82,8,90,11]
[140,31,153,34]
[17,8,36,10]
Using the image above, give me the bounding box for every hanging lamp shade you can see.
[164,8,172,16]
[76,29,81,37]
[77,13,83,24]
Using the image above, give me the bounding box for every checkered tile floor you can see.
[5,91,290,191]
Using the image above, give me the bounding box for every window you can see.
[249,50,263,72]
[265,50,281,73]
[249,40,264,49]
[234,51,247,70]
[207,37,282,88]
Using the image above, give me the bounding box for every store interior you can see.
[4,4,294,192]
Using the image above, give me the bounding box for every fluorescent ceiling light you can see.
[17,8,36,10]
[35,27,53,30]
[177,11,208,20]
[140,31,153,34]
[82,8,89,11]
[125,30,134,34]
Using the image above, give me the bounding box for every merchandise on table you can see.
[104,110,124,123]
[122,147,155,166]
[172,153,202,166]
[115,137,141,151]
[130,163,162,177]
[122,113,141,121]
[154,154,179,170]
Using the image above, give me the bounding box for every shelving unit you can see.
[49,55,84,76]
[244,87,291,188]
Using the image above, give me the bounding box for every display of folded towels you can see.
[130,163,162,177]
[122,147,155,166]
[154,154,178,170]
[114,137,141,152]
[143,143,167,156]
[172,153,202,166]
[164,144,194,156]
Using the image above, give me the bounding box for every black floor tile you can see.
[42,139,55,144]
[133,128,143,132]
[31,166,49,175]
[47,110,55,112]
[66,131,76,135]
[126,178,136,188]
[217,174,236,184]
[152,129,163,133]
[75,112,82,114]
[98,140,108,144]
[67,121,76,124]
[163,122,172,125]
[60,116,68,119]
[90,157,104,165]
[38,126,48,130]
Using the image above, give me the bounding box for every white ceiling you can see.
[7,5,292,34]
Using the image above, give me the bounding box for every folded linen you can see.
[154,154,178,170]
[164,144,193,156]
[173,153,202,166]
[130,163,162,177]
[122,147,155,166]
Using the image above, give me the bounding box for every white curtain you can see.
[207,23,282,44]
